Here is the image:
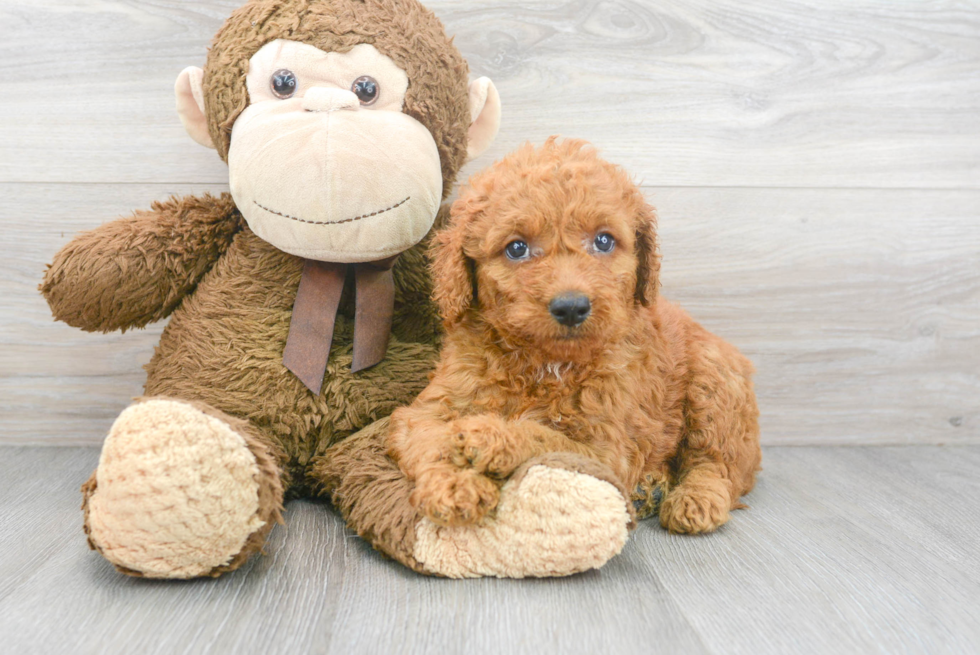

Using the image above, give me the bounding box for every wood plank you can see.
[0,0,978,188]
[3,183,977,445]
[1,183,221,444]
[0,447,706,655]
[769,447,980,584]
[0,446,977,654]
[632,446,980,654]
[653,187,980,445]
[0,448,100,601]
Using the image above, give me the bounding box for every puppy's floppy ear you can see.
[634,203,661,306]
[429,207,475,326]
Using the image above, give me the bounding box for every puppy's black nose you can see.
[549,293,591,327]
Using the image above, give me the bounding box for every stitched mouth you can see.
[254,196,410,226]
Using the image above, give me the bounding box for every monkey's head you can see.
[175,0,500,263]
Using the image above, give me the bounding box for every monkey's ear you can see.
[634,203,661,307]
[175,66,216,149]
[466,77,501,162]
[429,211,475,326]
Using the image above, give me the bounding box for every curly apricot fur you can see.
[388,138,762,533]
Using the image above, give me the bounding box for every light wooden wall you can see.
[1,0,977,445]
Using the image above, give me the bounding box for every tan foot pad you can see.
[413,465,630,578]
[86,400,264,578]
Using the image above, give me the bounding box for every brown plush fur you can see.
[46,199,447,489]
[41,194,243,333]
[313,426,638,575]
[41,0,471,577]
[204,0,472,196]
[387,138,762,534]
[311,417,428,572]
[58,201,445,574]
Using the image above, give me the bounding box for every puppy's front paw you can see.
[659,474,732,534]
[411,465,500,527]
[448,415,524,478]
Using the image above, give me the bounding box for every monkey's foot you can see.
[413,454,634,578]
[83,398,283,578]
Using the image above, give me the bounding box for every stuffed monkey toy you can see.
[41,0,636,579]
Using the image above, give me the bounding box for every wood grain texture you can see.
[634,446,980,654]
[0,0,978,187]
[1,183,221,444]
[3,183,977,445]
[1,0,978,446]
[653,187,980,445]
[0,446,976,654]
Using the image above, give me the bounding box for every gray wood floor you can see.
[0,445,977,655]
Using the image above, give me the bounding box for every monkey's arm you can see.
[41,193,243,332]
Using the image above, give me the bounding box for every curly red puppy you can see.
[387,138,761,535]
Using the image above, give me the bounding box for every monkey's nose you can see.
[549,293,591,327]
[302,87,360,113]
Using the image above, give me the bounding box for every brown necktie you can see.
[282,257,397,394]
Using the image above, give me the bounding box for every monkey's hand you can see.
[40,193,242,332]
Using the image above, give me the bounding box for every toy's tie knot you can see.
[282,257,398,394]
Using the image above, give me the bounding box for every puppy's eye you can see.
[271,69,298,99]
[351,76,380,105]
[505,240,530,260]
[594,232,615,253]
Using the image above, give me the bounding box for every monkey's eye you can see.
[351,76,380,105]
[594,232,615,253]
[270,69,297,99]
[505,240,530,260]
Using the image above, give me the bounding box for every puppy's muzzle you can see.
[549,293,591,328]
